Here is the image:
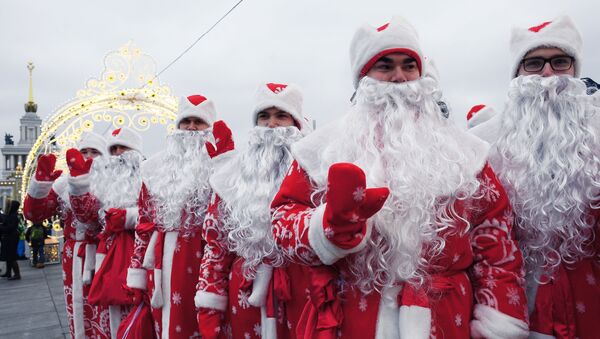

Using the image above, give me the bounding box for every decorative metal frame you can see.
[21,42,178,200]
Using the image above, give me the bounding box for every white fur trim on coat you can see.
[150,268,163,309]
[124,207,138,230]
[72,242,86,339]
[142,231,158,269]
[127,268,148,290]
[194,290,228,311]
[375,286,401,339]
[68,173,91,197]
[307,204,371,265]
[248,264,273,307]
[27,178,54,199]
[470,304,529,339]
[529,332,556,339]
[260,306,277,339]
[398,304,431,339]
[95,252,106,272]
[82,243,97,285]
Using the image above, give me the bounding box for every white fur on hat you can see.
[510,16,582,78]
[106,126,143,153]
[466,104,497,129]
[78,131,106,155]
[350,16,424,89]
[175,95,217,128]
[253,83,311,133]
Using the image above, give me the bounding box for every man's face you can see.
[178,117,209,131]
[110,145,132,156]
[79,148,102,159]
[518,47,575,77]
[256,107,296,128]
[365,52,421,83]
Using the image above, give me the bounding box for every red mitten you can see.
[324,163,389,248]
[205,120,235,158]
[35,154,63,182]
[66,148,93,177]
[197,308,223,339]
[105,208,127,233]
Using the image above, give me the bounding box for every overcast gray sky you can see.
[1,0,598,156]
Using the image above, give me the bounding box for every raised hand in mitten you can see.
[197,308,223,339]
[35,154,63,182]
[205,120,235,158]
[104,208,127,233]
[324,163,389,249]
[66,148,93,177]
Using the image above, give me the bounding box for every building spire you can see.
[24,62,37,113]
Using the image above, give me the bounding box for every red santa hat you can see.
[175,94,217,128]
[253,83,311,132]
[78,131,106,155]
[106,126,143,154]
[350,16,424,89]
[510,16,582,78]
[466,104,496,129]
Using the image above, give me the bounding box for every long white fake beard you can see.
[91,151,144,214]
[492,75,600,276]
[319,77,481,293]
[221,126,302,278]
[143,130,212,233]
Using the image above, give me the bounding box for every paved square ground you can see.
[0,261,68,339]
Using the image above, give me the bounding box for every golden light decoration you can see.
[21,41,179,201]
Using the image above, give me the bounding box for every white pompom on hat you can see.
[106,126,143,154]
[466,104,497,129]
[510,16,582,78]
[78,131,107,155]
[253,83,311,133]
[175,94,217,128]
[350,16,424,89]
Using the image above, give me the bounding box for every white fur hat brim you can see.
[350,17,424,89]
[510,16,582,78]
[78,131,107,155]
[106,127,143,153]
[175,96,217,128]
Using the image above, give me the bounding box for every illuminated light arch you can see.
[22,42,179,200]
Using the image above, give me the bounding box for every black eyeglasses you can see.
[521,55,574,73]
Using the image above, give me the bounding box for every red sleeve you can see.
[195,193,236,311]
[130,183,155,270]
[270,161,327,266]
[23,190,60,223]
[70,192,102,225]
[469,163,528,323]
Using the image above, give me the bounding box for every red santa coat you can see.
[196,192,309,339]
[68,173,137,338]
[126,153,207,339]
[471,112,600,339]
[270,157,529,339]
[23,176,111,339]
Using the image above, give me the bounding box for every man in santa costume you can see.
[67,126,144,338]
[23,131,112,339]
[125,94,219,339]
[470,16,600,339]
[195,83,312,339]
[270,17,529,338]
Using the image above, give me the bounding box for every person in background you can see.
[25,222,47,268]
[0,200,22,280]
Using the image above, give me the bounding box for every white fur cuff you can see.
[248,264,273,307]
[398,305,431,339]
[529,332,556,339]
[27,178,54,199]
[307,204,369,265]
[68,173,91,196]
[127,268,148,290]
[194,290,227,311]
[125,207,139,230]
[470,304,529,339]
